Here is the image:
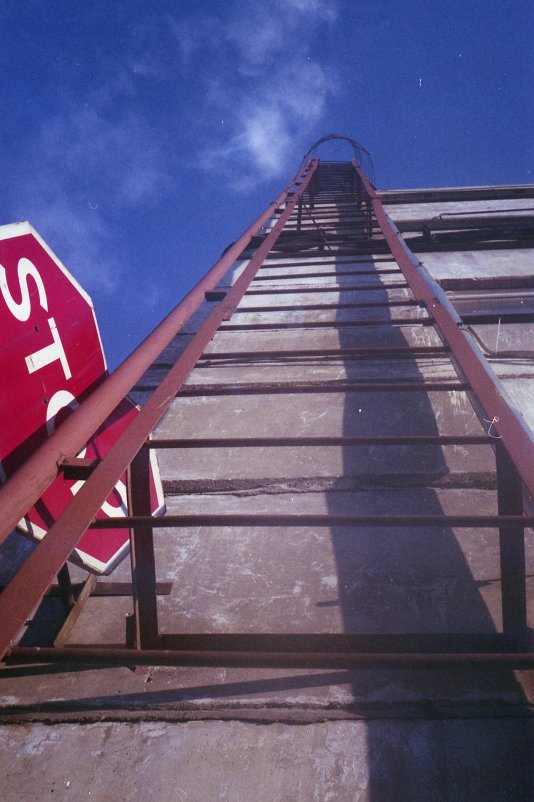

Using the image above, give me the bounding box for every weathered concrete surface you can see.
[419,248,534,281]
[114,490,521,635]
[155,391,490,486]
[258,256,398,277]
[239,287,415,307]
[223,305,427,324]
[386,197,534,221]
[202,325,443,354]
[184,357,459,384]
[133,356,459,403]
[1,719,532,802]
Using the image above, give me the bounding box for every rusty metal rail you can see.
[86,514,533,530]
[9,646,534,669]
[353,159,534,499]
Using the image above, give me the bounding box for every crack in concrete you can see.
[163,474,498,496]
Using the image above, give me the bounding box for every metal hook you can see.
[483,416,502,439]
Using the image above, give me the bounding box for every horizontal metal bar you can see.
[288,220,368,227]
[59,457,100,480]
[252,269,400,281]
[440,276,534,292]
[219,318,432,331]
[245,283,409,295]
[88,514,534,530]
[268,237,385,251]
[287,215,366,224]
[288,207,365,215]
[461,311,534,325]
[148,434,488,448]
[199,346,449,360]
[261,255,394,267]
[234,300,420,312]
[9,646,534,669]
[177,381,467,396]
[409,235,534,254]
[269,245,391,257]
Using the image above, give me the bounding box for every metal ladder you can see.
[0,156,532,668]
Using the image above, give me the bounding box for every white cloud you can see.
[285,0,338,17]
[225,0,337,67]
[188,0,340,187]
[3,0,342,295]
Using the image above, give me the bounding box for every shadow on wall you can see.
[327,178,532,799]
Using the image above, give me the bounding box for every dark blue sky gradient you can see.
[1,0,532,368]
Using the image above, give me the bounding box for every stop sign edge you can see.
[1,221,166,575]
[0,221,107,369]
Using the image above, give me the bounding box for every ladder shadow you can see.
[327,213,532,797]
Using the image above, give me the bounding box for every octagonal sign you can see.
[0,222,164,574]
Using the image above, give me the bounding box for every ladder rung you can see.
[245,283,409,295]
[149,434,488,448]
[90,514,534,530]
[199,346,449,361]
[252,268,401,281]
[219,318,432,331]
[177,381,466,396]
[235,300,420,312]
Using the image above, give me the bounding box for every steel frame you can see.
[1,150,533,669]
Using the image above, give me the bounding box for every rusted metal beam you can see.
[198,346,448,361]
[88,514,534,530]
[149,434,488,448]
[170,381,467,397]
[219,318,432,331]
[496,441,527,643]
[252,268,400,280]
[244,283,408,295]
[260,255,394,266]
[234,300,420,312]
[127,445,159,649]
[56,565,76,611]
[59,457,100,480]
[9,646,534,669]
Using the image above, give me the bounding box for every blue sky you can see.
[1,0,533,369]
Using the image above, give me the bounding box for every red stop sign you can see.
[0,222,164,574]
